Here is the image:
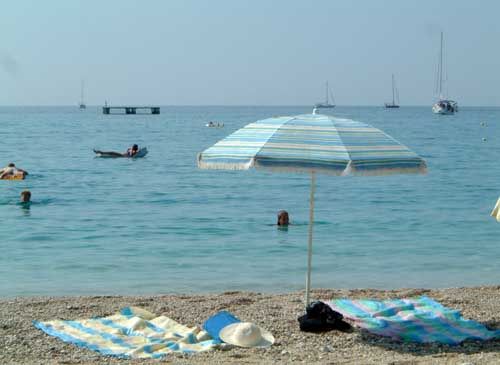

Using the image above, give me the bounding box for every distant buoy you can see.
[206,122,224,128]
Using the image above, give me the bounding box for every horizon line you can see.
[1,104,500,108]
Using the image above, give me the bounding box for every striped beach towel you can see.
[327,296,500,344]
[33,306,218,358]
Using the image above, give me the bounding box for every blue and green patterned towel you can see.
[327,296,500,344]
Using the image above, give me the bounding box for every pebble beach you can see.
[1,286,500,364]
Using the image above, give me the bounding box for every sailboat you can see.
[432,32,457,115]
[314,81,335,109]
[79,80,86,109]
[385,74,400,108]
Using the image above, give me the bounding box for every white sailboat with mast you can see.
[79,80,86,109]
[385,74,400,108]
[314,81,335,109]
[432,32,457,114]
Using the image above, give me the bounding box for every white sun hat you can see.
[219,322,275,348]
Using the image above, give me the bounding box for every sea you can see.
[1,105,499,298]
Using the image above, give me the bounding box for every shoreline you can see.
[1,286,500,364]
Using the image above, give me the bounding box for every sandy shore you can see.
[1,286,500,364]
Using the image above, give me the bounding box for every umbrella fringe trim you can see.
[197,155,254,170]
[343,166,428,176]
[253,162,427,176]
[197,161,428,176]
[341,161,428,176]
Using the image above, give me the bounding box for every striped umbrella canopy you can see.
[198,113,427,306]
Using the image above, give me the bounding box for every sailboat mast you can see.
[325,81,329,104]
[80,80,85,104]
[391,74,395,105]
[438,32,443,98]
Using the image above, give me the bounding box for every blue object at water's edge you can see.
[0,106,499,297]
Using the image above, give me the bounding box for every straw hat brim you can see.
[219,323,275,348]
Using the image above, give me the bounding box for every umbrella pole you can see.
[305,171,315,307]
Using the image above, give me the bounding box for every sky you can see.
[1,0,499,106]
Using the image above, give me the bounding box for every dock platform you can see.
[103,106,160,115]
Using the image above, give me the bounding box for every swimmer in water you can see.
[277,210,290,226]
[94,144,139,157]
[20,190,31,204]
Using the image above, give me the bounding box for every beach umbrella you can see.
[197,113,427,306]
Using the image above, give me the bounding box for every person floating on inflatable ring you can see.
[0,163,28,180]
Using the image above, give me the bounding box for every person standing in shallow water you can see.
[277,210,289,226]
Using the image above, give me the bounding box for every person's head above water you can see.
[20,190,31,203]
[132,144,138,152]
[277,210,289,226]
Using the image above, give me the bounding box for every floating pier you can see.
[102,106,160,115]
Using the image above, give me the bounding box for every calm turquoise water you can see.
[1,106,499,297]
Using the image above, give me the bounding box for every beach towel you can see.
[33,306,218,359]
[327,296,500,344]
[202,311,241,341]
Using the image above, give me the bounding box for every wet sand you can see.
[1,286,500,364]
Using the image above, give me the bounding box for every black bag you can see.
[298,301,351,332]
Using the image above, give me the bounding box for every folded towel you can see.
[327,296,500,344]
[202,311,241,341]
[33,306,218,358]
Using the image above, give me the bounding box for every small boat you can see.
[385,74,400,108]
[314,81,335,109]
[432,100,458,114]
[206,122,224,127]
[79,80,86,109]
[432,32,458,115]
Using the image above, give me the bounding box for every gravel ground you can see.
[1,286,500,364]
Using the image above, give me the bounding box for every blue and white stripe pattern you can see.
[198,114,427,175]
[33,306,218,358]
